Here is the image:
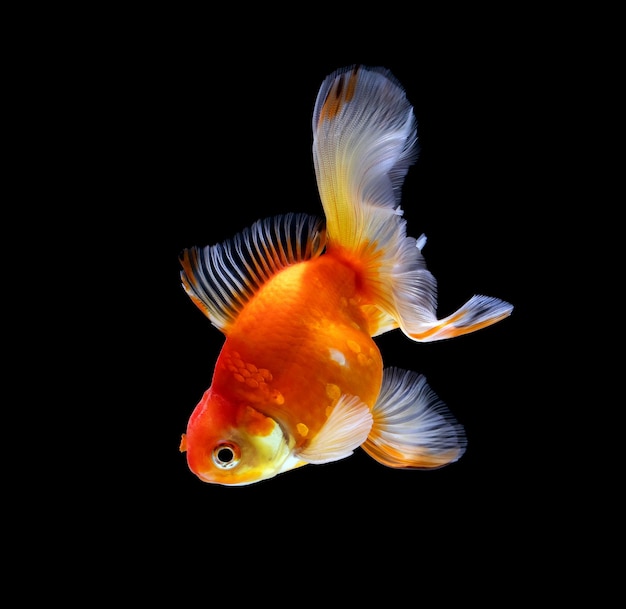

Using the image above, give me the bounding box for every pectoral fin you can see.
[296,395,373,464]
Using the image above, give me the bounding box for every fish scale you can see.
[178,65,512,485]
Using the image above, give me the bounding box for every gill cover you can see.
[180,388,301,486]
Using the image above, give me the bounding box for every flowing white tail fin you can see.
[312,65,512,341]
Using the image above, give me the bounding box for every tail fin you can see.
[312,65,512,341]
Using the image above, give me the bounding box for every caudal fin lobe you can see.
[312,65,512,340]
[407,295,514,342]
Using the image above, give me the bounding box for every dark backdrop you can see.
[79,36,559,597]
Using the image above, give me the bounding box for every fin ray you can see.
[179,213,326,331]
[296,395,373,464]
[312,64,513,341]
[361,305,399,337]
[406,295,514,342]
[362,367,466,469]
[313,64,417,250]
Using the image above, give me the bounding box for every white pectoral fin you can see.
[296,395,373,464]
[362,368,467,469]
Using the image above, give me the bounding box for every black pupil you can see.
[216,446,234,463]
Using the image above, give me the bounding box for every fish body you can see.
[179,65,513,486]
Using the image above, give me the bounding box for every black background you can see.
[118,55,540,555]
[132,59,531,497]
[60,23,574,597]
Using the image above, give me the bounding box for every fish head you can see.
[180,387,302,486]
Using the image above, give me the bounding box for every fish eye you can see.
[212,442,241,469]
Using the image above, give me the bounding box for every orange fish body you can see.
[216,253,385,431]
[179,65,513,485]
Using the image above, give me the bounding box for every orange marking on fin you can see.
[410,311,466,340]
[179,433,187,453]
[344,65,359,102]
[318,65,361,123]
[411,310,511,341]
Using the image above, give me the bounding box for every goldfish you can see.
[178,64,513,486]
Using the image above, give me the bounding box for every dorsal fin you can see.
[179,213,327,332]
